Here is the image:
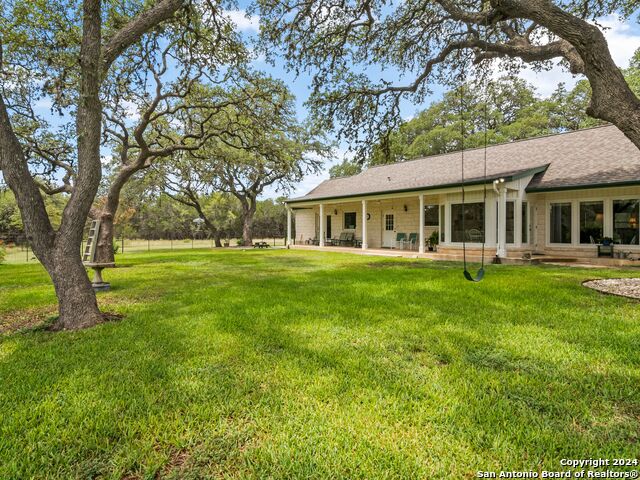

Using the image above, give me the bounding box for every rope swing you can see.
[458,24,490,282]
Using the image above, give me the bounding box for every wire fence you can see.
[2,237,287,264]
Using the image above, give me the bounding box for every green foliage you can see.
[329,159,362,178]
[0,250,639,477]
[252,197,288,238]
[0,241,6,264]
[0,189,67,241]
[428,230,439,246]
[0,189,22,239]
[367,76,610,166]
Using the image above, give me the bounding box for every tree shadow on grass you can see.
[1,253,639,478]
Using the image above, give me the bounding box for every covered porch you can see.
[285,176,529,260]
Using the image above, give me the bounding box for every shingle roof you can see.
[288,125,640,203]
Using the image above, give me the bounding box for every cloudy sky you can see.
[228,12,640,199]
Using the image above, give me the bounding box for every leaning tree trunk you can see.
[0,0,105,330]
[48,249,104,330]
[94,212,116,264]
[93,177,128,264]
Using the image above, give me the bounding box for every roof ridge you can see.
[364,123,613,171]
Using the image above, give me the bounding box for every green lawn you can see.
[0,250,639,479]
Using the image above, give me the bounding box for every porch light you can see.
[334,209,338,215]
[404,205,408,212]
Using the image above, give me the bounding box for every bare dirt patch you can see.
[0,306,57,334]
[583,278,640,300]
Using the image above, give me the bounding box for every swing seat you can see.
[463,267,484,283]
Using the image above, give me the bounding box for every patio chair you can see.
[466,229,484,242]
[395,232,407,249]
[338,231,355,246]
[406,233,418,250]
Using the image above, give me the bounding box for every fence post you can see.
[148,238,150,252]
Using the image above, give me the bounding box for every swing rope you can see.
[460,18,489,283]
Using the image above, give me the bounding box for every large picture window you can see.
[522,202,529,244]
[579,201,603,244]
[440,205,445,242]
[424,205,439,226]
[613,199,639,245]
[451,203,485,243]
[550,203,572,244]
[344,212,356,229]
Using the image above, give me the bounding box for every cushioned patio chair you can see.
[406,233,418,250]
[466,229,484,242]
[395,232,407,249]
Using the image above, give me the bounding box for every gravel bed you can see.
[583,278,640,300]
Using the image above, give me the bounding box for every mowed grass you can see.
[0,249,639,479]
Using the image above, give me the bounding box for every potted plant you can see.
[428,230,439,252]
[601,236,614,246]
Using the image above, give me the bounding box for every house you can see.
[285,125,640,261]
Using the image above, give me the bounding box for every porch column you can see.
[286,207,292,247]
[496,180,507,258]
[362,200,368,250]
[418,194,425,253]
[319,204,325,247]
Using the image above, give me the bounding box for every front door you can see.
[326,215,332,239]
[383,212,395,247]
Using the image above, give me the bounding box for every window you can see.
[440,205,445,242]
[579,201,603,244]
[451,203,485,242]
[613,199,639,245]
[522,202,529,244]
[385,214,394,231]
[344,212,356,229]
[550,203,572,244]
[424,204,439,226]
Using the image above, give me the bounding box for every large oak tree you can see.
[0,0,232,329]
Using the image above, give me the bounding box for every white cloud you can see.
[224,10,260,32]
[515,15,640,97]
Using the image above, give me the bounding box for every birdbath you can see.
[84,262,115,291]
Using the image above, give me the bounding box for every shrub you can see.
[0,241,6,264]
[428,230,439,246]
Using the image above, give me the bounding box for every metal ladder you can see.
[82,219,101,263]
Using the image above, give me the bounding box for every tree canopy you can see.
[256,0,640,156]
[329,51,640,178]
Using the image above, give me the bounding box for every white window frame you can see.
[547,200,574,246]
[612,196,640,247]
[578,199,605,245]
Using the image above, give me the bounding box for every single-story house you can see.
[285,125,640,260]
